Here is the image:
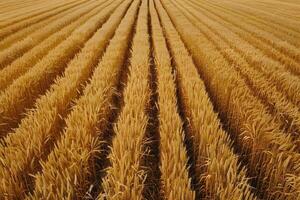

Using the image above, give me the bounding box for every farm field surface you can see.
[0,0,300,199]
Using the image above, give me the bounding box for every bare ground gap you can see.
[141,0,161,199]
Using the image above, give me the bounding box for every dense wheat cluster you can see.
[0,0,299,199]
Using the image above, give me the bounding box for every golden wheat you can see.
[205,0,300,47]
[0,0,128,198]
[27,0,139,198]
[1,0,299,199]
[0,0,89,40]
[173,0,300,147]
[0,0,107,91]
[155,0,256,199]
[0,0,119,138]
[99,0,150,198]
[160,0,300,199]
[0,0,79,26]
[0,0,101,69]
[230,1,300,32]
[0,0,91,50]
[149,0,195,198]
[175,0,300,109]
[187,0,300,73]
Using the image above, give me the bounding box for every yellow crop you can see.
[99,0,150,198]
[149,0,195,198]
[0,0,118,137]
[28,0,139,198]
[0,0,299,199]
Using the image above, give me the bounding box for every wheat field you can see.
[0,0,299,199]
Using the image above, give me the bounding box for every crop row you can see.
[160,0,300,199]
[0,0,299,199]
